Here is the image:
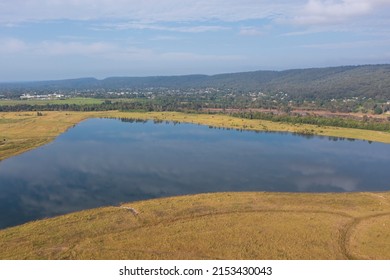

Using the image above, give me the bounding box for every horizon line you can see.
[0,63,389,84]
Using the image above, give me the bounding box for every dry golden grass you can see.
[348,215,390,259]
[0,192,389,260]
[0,111,90,160]
[347,193,390,259]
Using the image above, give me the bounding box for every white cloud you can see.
[0,0,292,24]
[300,39,390,49]
[2,0,388,35]
[149,36,180,41]
[1,1,389,80]
[95,22,229,33]
[239,27,265,36]
[38,41,117,56]
[0,37,243,61]
[294,0,390,25]
[0,38,27,53]
[0,37,246,78]
[0,39,118,56]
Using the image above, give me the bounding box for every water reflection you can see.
[0,118,389,229]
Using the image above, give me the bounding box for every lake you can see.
[1,118,390,229]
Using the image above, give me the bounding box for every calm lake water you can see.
[1,118,390,229]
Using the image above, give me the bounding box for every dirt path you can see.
[118,208,355,259]
[342,212,390,259]
[116,207,390,259]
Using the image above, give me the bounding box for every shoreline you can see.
[1,112,390,259]
[2,110,390,161]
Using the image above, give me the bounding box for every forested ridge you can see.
[1,64,390,100]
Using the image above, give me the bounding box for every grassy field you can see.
[2,110,390,161]
[0,192,389,259]
[0,97,104,106]
[0,111,91,160]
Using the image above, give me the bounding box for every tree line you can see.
[231,112,390,132]
[1,100,389,133]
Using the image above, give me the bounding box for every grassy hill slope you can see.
[1,192,389,260]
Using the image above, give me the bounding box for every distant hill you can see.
[1,64,390,99]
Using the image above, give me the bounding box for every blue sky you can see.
[1,0,390,81]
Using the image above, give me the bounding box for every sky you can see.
[0,0,390,81]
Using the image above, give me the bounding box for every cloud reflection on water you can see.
[0,119,390,228]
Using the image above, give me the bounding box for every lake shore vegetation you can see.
[2,110,390,161]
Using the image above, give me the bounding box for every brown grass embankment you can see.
[0,192,389,259]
